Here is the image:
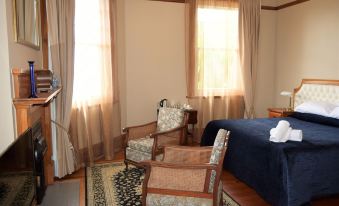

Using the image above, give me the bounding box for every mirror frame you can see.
[12,0,41,50]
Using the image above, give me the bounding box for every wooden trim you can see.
[293,79,339,94]
[40,0,48,69]
[149,0,310,11]
[262,0,311,10]
[276,0,310,10]
[142,164,152,205]
[147,188,213,199]
[122,121,157,133]
[13,87,61,106]
[261,5,277,10]
[293,79,339,109]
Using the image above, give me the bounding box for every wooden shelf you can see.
[13,87,61,106]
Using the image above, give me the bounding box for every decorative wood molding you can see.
[40,0,48,69]
[275,0,310,10]
[149,0,311,11]
[261,5,277,11]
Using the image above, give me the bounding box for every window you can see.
[196,7,241,96]
[73,0,112,107]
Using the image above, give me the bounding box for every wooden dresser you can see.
[12,68,60,185]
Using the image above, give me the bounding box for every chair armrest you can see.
[123,121,157,144]
[162,146,213,164]
[122,121,157,133]
[143,161,217,194]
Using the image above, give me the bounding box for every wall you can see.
[274,0,339,107]
[0,0,43,153]
[123,0,187,126]
[118,0,279,120]
[255,8,277,117]
[0,0,15,154]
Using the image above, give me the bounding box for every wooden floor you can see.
[57,151,339,206]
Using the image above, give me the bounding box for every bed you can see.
[200,79,339,206]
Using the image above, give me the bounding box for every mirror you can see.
[13,0,40,50]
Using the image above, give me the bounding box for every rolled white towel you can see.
[270,128,303,142]
[270,127,291,142]
[289,130,303,142]
[269,120,290,143]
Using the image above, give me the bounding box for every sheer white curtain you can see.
[70,0,121,167]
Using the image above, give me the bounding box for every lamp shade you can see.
[280,91,292,97]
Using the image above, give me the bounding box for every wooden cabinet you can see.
[268,108,294,118]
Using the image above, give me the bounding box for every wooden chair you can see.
[142,129,230,206]
[122,107,188,168]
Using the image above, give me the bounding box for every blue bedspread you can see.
[201,115,339,206]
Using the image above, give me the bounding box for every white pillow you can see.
[294,101,337,117]
[330,107,339,119]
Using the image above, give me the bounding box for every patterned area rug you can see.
[0,171,35,206]
[86,162,240,206]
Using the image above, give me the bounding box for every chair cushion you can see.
[146,182,222,206]
[209,129,227,164]
[208,129,227,193]
[128,136,154,153]
[146,194,212,206]
[157,107,184,132]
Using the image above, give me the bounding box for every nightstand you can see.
[184,109,197,144]
[268,108,294,118]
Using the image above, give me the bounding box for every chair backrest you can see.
[156,107,184,132]
[208,129,230,193]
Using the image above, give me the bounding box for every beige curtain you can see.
[46,0,76,178]
[185,0,244,130]
[70,0,121,167]
[238,0,261,118]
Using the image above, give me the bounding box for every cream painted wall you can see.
[124,0,187,126]
[0,0,43,153]
[275,0,339,107]
[262,0,278,7]
[255,9,277,117]
[0,0,15,154]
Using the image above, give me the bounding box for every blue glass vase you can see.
[28,61,38,98]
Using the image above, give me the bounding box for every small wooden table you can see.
[268,108,294,118]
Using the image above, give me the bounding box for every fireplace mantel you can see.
[13,87,61,106]
[12,68,59,186]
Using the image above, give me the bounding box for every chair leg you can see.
[219,191,223,206]
[124,160,128,170]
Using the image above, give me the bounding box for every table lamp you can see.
[280,91,292,111]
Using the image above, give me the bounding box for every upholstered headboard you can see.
[293,79,339,109]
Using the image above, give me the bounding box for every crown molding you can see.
[149,0,311,11]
